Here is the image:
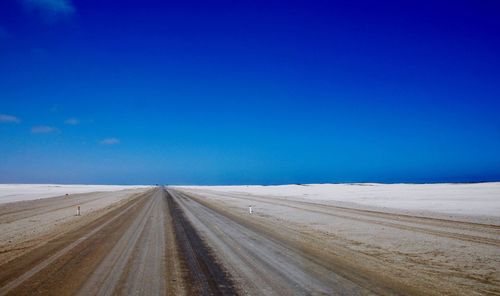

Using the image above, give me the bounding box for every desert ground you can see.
[0,183,498,295]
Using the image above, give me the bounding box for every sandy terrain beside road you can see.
[181,183,500,224]
[0,184,150,204]
[176,186,500,295]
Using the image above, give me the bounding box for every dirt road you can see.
[0,187,498,295]
[0,188,236,296]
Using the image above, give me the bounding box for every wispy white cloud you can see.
[31,125,57,133]
[100,138,120,145]
[23,0,75,20]
[64,117,79,125]
[0,114,21,123]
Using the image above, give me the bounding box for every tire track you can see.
[77,189,164,295]
[166,189,237,296]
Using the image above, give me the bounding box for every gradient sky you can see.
[1,0,499,185]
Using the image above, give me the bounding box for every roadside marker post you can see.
[77,205,81,216]
[249,205,253,214]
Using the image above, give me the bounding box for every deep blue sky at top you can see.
[0,0,499,185]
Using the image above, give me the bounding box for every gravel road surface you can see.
[0,186,498,295]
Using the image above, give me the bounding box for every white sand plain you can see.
[180,182,500,218]
[0,184,151,204]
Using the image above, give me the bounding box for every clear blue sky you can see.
[1,0,499,185]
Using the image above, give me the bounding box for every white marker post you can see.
[248,205,253,214]
[76,205,81,216]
